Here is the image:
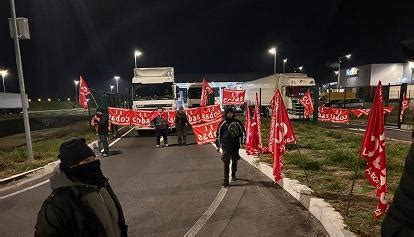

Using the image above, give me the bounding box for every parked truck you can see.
[0,93,24,114]
[243,73,315,118]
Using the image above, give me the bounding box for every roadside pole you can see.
[9,0,33,161]
[312,86,319,124]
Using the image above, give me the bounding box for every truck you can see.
[186,83,202,108]
[243,73,316,118]
[0,93,24,114]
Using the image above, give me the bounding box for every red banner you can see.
[383,106,393,114]
[201,104,222,123]
[245,103,252,153]
[185,107,202,125]
[192,119,221,145]
[350,109,370,118]
[360,81,387,219]
[299,90,314,118]
[400,94,409,122]
[78,76,91,109]
[108,107,131,126]
[222,89,246,105]
[130,110,153,127]
[330,108,349,124]
[162,110,176,127]
[318,107,331,122]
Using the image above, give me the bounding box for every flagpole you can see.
[346,156,360,216]
[89,90,99,108]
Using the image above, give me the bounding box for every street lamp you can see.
[74,80,79,102]
[283,58,287,74]
[0,70,8,93]
[134,50,142,68]
[337,53,351,89]
[294,66,303,72]
[268,47,277,74]
[110,85,114,93]
[114,76,120,93]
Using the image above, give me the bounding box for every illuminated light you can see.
[346,67,358,76]
[48,98,51,102]
[74,80,79,86]
[283,58,287,63]
[28,99,31,102]
[0,69,8,77]
[268,47,276,55]
[298,66,303,71]
[37,98,41,102]
[67,98,71,101]
[114,76,120,80]
[334,70,339,75]
[134,50,142,57]
[345,54,351,59]
[409,61,414,69]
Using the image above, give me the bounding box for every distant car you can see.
[324,99,364,109]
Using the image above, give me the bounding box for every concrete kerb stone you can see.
[238,149,355,237]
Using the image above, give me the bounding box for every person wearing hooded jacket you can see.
[93,108,110,156]
[381,144,414,236]
[34,138,128,237]
[216,107,245,187]
[175,105,189,145]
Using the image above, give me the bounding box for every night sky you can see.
[1,0,414,97]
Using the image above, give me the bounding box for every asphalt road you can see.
[0,130,327,237]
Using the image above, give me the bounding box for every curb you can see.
[238,149,356,237]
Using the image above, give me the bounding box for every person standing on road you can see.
[216,107,245,187]
[34,138,128,237]
[94,108,110,156]
[151,107,169,147]
[175,105,189,145]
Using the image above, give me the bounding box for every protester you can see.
[175,105,189,145]
[216,107,245,187]
[151,107,169,147]
[93,108,110,156]
[381,144,414,236]
[34,138,128,237]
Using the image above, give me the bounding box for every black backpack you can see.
[227,121,240,139]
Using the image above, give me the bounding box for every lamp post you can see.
[74,80,79,102]
[294,66,303,72]
[134,50,142,68]
[0,70,8,93]
[268,47,277,74]
[114,76,120,93]
[283,58,287,74]
[337,54,351,90]
[110,85,114,93]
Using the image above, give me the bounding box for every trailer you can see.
[243,73,315,118]
[0,93,24,114]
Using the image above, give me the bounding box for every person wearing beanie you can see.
[381,144,414,236]
[216,107,245,187]
[34,138,128,237]
[94,108,110,156]
[150,107,169,147]
[175,105,189,145]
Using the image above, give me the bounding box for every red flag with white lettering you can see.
[130,110,153,128]
[200,104,222,123]
[162,110,176,127]
[359,81,387,219]
[271,90,296,182]
[299,90,314,118]
[350,109,370,118]
[400,94,409,122]
[108,107,131,126]
[192,119,221,144]
[248,93,262,155]
[222,89,246,105]
[185,107,202,125]
[330,108,349,124]
[78,76,91,109]
[200,78,214,107]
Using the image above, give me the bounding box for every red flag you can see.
[222,89,246,105]
[330,108,350,124]
[350,108,370,118]
[359,81,387,219]
[248,93,262,155]
[383,106,393,114]
[162,110,176,127]
[245,103,252,153]
[200,78,214,107]
[400,94,409,122]
[192,119,221,144]
[270,90,296,182]
[318,106,331,122]
[130,110,153,128]
[299,90,314,118]
[78,76,91,109]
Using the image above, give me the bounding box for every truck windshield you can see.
[285,86,313,97]
[134,83,173,100]
[188,87,202,99]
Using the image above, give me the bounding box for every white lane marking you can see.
[0,180,50,200]
[0,127,135,200]
[184,187,228,237]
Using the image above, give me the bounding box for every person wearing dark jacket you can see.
[216,107,245,187]
[94,108,110,156]
[175,106,189,145]
[34,138,127,237]
[151,107,169,147]
[381,144,414,236]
